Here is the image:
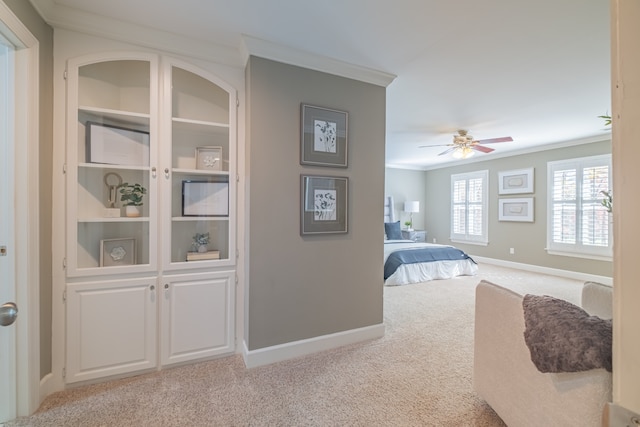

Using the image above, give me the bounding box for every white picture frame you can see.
[498,168,534,194]
[499,198,534,222]
[195,146,223,171]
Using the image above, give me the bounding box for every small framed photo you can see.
[182,178,229,217]
[498,168,534,194]
[301,175,348,235]
[499,198,534,222]
[195,146,223,171]
[301,104,348,168]
[100,238,136,267]
[86,121,150,166]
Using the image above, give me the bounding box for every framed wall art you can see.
[182,178,229,217]
[300,104,348,168]
[86,121,150,166]
[301,175,348,235]
[498,198,534,222]
[195,146,223,171]
[498,168,534,194]
[100,238,136,267]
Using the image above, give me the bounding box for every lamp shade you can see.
[404,201,420,213]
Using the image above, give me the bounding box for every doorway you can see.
[0,29,17,423]
[0,2,41,420]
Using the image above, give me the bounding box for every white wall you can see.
[611,0,640,414]
[384,168,426,230]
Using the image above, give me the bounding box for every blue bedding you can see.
[384,246,476,279]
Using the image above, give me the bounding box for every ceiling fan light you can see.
[452,146,475,159]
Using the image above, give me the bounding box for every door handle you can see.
[0,302,18,326]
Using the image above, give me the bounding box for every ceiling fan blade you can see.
[472,145,495,153]
[419,144,453,148]
[475,136,513,144]
[438,147,457,156]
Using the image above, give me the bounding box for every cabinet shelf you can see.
[172,117,229,133]
[79,106,150,127]
[78,162,149,172]
[172,168,229,176]
[78,217,150,223]
[171,216,228,222]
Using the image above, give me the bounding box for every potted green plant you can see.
[404,220,412,231]
[192,232,210,253]
[600,190,612,213]
[119,182,146,217]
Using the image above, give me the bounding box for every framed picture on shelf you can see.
[300,104,348,168]
[100,238,136,267]
[86,121,150,166]
[498,168,534,194]
[300,175,348,235]
[498,198,534,222]
[182,178,229,216]
[195,146,223,171]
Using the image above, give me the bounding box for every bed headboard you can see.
[384,195,395,223]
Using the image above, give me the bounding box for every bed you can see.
[383,196,478,286]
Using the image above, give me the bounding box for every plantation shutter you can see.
[547,155,612,259]
[451,170,488,245]
[581,164,610,247]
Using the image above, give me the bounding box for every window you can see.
[451,170,488,245]
[547,154,612,260]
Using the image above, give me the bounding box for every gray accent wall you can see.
[3,0,54,380]
[387,139,613,277]
[245,56,386,351]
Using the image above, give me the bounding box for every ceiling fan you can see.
[420,130,513,159]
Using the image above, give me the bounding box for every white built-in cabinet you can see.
[63,52,236,384]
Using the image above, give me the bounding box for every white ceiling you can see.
[31,0,611,169]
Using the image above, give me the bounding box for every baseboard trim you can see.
[474,256,613,286]
[39,372,56,405]
[242,323,385,368]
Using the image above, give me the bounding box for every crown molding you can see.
[29,0,244,68]
[240,35,396,88]
[29,0,397,86]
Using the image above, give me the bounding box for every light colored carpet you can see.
[8,263,584,426]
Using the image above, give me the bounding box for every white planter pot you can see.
[125,205,141,217]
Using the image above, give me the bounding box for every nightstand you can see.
[401,229,427,242]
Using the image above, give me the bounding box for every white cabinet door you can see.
[66,54,159,277]
[160,271,234,366]
[66,277,158,383]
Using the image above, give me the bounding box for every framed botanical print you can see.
[300,104,348,167]
[300,175,348,235]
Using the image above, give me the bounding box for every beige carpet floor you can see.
[8,263,585,426]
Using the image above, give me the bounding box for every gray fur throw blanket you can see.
[522,294,612,373]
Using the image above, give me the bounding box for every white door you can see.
[0,32,17,423]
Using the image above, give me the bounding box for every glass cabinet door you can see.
[163,63,235,268]
[67,55,158,276]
